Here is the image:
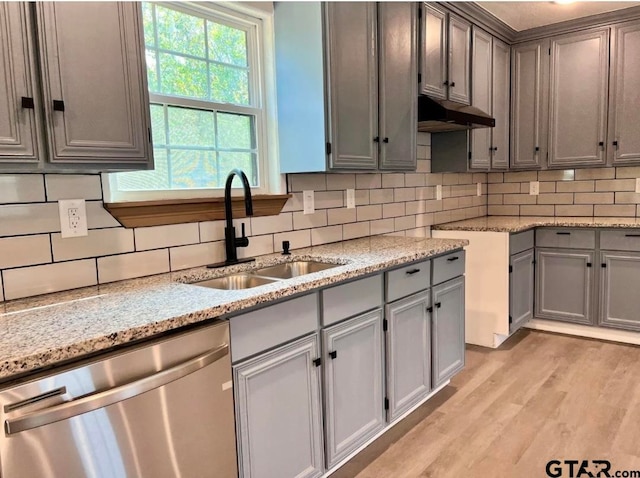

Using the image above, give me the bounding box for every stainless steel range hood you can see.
[417,96,495,133]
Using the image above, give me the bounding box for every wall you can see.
[488,167,640,217]
[0,133,487,302]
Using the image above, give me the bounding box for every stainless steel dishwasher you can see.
[0,321,237,478]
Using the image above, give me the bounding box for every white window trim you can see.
[104,1,281,203]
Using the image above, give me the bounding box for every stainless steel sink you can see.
[252,261,339,279]
[192,274,279,290]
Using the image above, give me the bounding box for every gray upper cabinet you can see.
[385,291,431,422]
[470,27,492,170]
[0,3,40,165]
[608,20,640,165]
[378,2,417,171]
[432,277,465,388]
[323,309,384,468]
[447,15,471,105]
[234,334,324,478]
[535,249,595,325]
[599,252,640,331]
[419,4,447,99]
[509,248,534,333]
[326,2,378,170]
[491,38,510,170]
[548,28,609,168]
[510,39,549,169]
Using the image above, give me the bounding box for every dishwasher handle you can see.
[5,343,229,435]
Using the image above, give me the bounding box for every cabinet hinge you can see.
[313,358,322,367]
[601,263,607,268]
[326,142,332,155]
[509,316,513,324]
[384,398,389,410]
[383,319,388,332]
[509,265,513,273]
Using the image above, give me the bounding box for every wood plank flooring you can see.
[333,330,640,478]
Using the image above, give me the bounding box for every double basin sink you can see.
[193,261,339,290]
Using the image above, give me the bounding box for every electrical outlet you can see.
[59,199,88,238]
[529,181,540,196]
[303,190,315,215]
[346,189,356,209]
[436,185,443,201]
[477,182,482,197]
[635,178,640,193]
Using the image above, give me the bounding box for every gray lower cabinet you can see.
[385,290,431,422]
[432,276,465,388]
[509,249,534,333]
[599,252,640,331]
[323,309,385,468]
[535,249,595,325]
[234,334,324,478]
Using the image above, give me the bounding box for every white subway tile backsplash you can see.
[356,205,382,221]
[370,218,395,235]
[327,208,356,225]
[251,213,293,235]
[0,235,51,269]
[343,221,370,240]
[199,219,251,243]
[289,173,326,192]
[355,173,381,189]
[354,190,370,206]
[274,229,311,251]
[0,203,60,237]
[293,210,328,229]
[98,250,170,283]
[239,234,274,258]
[326,174,355,190]
[52,228,134,261]
[169,241,225,271]
[0,175,45,204]
[311,225,343,246]
[135,223,199,251]
[383,202,405,218]
[4,259,97,300]
[369,189,394,204]
[281,192,303,212]
[45,175,102,201]
[315,191,344,209]
[381,173,405,188]
[86,201,121,228]
[394,215,416,231]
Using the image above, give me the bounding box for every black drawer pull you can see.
[625,234,640,237]
[435,302,442,309]
[586,262,592,268]
[329,351,337,360]
[613,140,619,148]
[535,146,540,152]
[21,97,34,109]
[447,256,459,262]
[405,268,421,275]
[598,141,604,148]
[450,81,456,87]
[443,80,449,86]
[426,306,433,313]
[556,232,571,235]
[53,100,65,112]
[373,136,379,143]
[313,358,321,367]
[383,137,389,143]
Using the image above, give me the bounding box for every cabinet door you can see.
[378,2,417,171]
[600,252,640,331]
[323,309,384,468]
[234,334,324,478]
[535,249,594,325]
[432,276,465,388]
[491,38,510,170]
[470,27,492,170]
[326,2,378,170]
[609,20,640,165]
[510,249,534,333]
[511,39,549,169]
[385,291,431,423]
[0,3,40,164]
[447,14,471,105]
[419,4,447,99]
[548,29,609,167]
[36,3,151,165]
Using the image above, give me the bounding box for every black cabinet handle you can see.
[383,137,389,143]
[426,306,433,313]
[556,232,571,235]
[625,234,640,237]
[493,147,498,151]
[435,302,442,309]
[598,141,604,148]
[406,268,421,275]
[313,358,321,367]
[53,100,65,112]
[447,256,459,262]
[21,97,34,109]
[535,146,540,152]
[613,140,619,148]
[329,351,337,359]
[443,80,449,86]
[373,136,379,143]
[587,262,592,268]
[450,81,456,87]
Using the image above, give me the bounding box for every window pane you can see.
[167,107,214,147]
[142,3,155,47]
[207,22,248,67]
[210,64,249,105]
[150,104,165,144]
[170,150,219,188]
[218,152,258,186]
[155,5,206,58]
[217,112,253,150]
[117,149,170,190]
[159,53,207,98]
[146,51,159,93]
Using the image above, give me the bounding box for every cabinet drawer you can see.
[322,274,383,326]
[230,293,319,362]
[432,250,465,286]
[509,230,534,255]
[600,230,640,252]
[536,228,595,249]
[386,260,431,302]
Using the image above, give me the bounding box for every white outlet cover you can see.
[529,181,540,196]
[476,182,482,197]
[346,189,356,209]
[59,199,88,238]
[303,190,315,215]
[635,178,640,193]
[436,185,443,201]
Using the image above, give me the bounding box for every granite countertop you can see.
[432,216,640,233]
[0,236,467,382]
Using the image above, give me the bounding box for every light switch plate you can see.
[59,199,88,238]
[635,178,640,193]
[346,189,355,209]
[529,181,540,196]
[477,182,482,197]
[303,190,315,215]
[436,185,443,201]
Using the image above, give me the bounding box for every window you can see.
[108,2,273,201]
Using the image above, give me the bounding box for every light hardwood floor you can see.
[334,330,640,478]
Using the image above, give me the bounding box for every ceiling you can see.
[476,2,640,31]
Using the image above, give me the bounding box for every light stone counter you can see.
[432,216,640,233]
[0,236,467,382]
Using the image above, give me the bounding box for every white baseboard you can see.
[526,319,640,346]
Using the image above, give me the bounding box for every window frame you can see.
[105,1,275,203]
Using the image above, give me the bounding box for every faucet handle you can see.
[282,240,291,255]
[241,222,247,238]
